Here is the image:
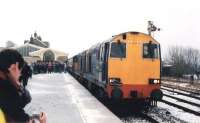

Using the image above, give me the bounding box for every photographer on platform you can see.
[0,49,46,123]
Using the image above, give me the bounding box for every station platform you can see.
[25,73,122,123]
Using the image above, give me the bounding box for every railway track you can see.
[147,106,188,123]
[161,83,200,95]
[161,86,200,117]
[163,93,200,107]
[138,112,159,123]
[161,99,200,116]
[161,87,200,100]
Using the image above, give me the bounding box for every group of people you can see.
[31,61,66,74]
[0,49,46,123]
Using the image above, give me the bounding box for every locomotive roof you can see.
[113,31,150,38]
[89,31,158,49]
[112,31,159,43]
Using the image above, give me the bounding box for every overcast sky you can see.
[0,0,199,57]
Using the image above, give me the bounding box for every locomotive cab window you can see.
[110,42,126,58]
[143,42,159,58]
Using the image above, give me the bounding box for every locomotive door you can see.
[99,42,109,83]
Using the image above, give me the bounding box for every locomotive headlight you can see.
[149,79,160,84]
[109,78,122,86]
[153,80,158,84]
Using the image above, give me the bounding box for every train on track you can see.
[67,29,163,104]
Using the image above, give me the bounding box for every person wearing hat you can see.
[0,49,46,123]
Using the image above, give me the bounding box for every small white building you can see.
[29,48,68,62]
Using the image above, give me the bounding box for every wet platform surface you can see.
[25,73,122,123]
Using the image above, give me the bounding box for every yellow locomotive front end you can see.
[106,32,163,101]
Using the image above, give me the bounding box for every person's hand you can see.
[39,112,47,123]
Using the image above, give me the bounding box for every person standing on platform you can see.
[0,49,46,123]
[19,62,32,88]
[48,62,52,73]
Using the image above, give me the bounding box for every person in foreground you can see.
[0,49,46,123]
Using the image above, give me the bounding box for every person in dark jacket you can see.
[19,62,32,88]
[0,49,46,123]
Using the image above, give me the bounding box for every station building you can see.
[6,32,68,64]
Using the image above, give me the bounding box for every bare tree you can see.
[165,45,200,77]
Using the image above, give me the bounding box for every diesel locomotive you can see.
[67,31,163,103]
